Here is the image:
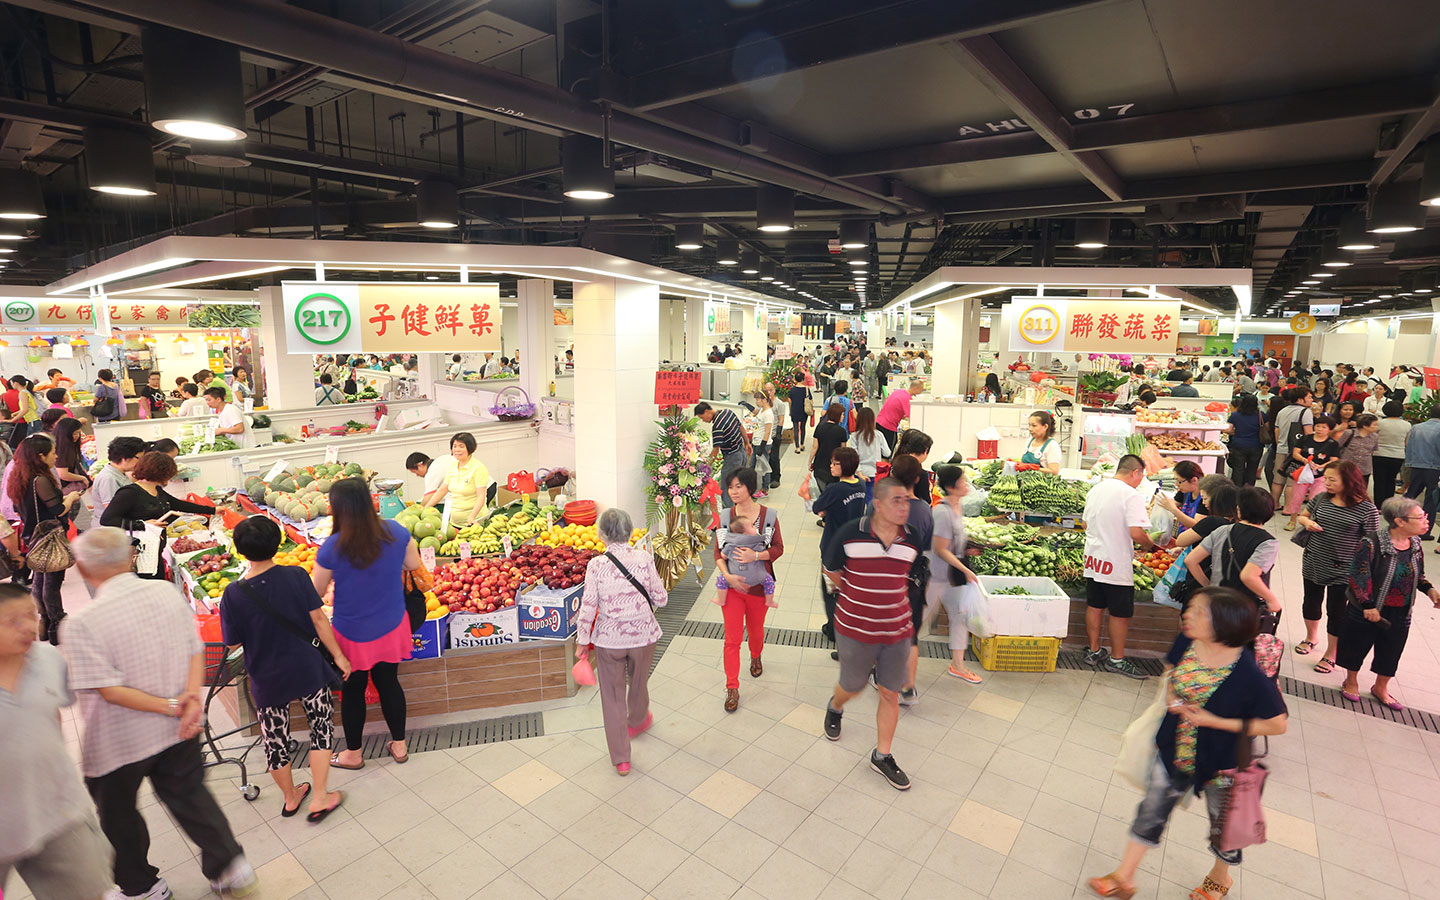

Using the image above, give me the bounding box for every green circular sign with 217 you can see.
[294,293,351,345]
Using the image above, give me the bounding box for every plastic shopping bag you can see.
[957,582,992,639]
[1115,672,1169,790]
[1148,503,1176,541]
[1152,546,1193,609]
[798,473,813,502]
[1296,465,1315,486]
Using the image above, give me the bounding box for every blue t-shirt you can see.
[1227,411,1265,449]
[317,518,411,642]
[219,566,333,709]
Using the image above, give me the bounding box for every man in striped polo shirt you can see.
[694,402,751,509]
[820,477,923,790]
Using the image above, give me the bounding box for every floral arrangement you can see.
[487,401,536,421]
[765,357,805,393]
[1087,353,1133,367]
[642,411,719,587]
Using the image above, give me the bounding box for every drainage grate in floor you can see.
[1279,675,1440,733]
[290,711,545,768]
[677,620,979,660]
[650,554,716,673]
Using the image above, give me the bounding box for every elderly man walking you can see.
[62,528,256,900]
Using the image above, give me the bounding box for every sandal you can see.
[306,791,345,824]
[1188,875,1231,900]
[280,782,311,818]
[1294,640,1316,655]
[387,741,409,764]
[1313,657,1336,674]
[1087,873,1135,900]
[329,755,364,771]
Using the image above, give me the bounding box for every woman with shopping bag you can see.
[921,465,984,683]
[1091,586,1287,900]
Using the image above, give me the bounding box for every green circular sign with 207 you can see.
[294,293,351,345]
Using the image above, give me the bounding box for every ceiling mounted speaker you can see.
[1073,219,1109,249]
[562,135,614,200]
[756,185,794,232]
[674,223,704,250]
[0,169,46,220]
[1367,180,1425,233]
[715,240,739,265]
[186,140,250,169]
[838,219,870,249]
[1336,210,1376,251]
[84,126,157,196]
[416,180,458,229]
[142,26,247,141]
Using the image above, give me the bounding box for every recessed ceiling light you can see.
[1312,272,1336,278]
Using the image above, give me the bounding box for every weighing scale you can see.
[373,478,407,519]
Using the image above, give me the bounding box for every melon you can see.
[295,473,314,488]
[418,536,441,551]
[343,463,362,476]
[264,489,279,507]
[414,520,438,539]
[315,478,333,492]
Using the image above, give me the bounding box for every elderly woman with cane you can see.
[574,508,668,776]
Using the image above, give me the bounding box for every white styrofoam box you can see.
[976,575,1069,638]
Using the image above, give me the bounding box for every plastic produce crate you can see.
[976,576,1069,638]
[971,635,1061,673]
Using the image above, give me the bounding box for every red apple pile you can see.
[509,544,598,590]
[434,546,602,614]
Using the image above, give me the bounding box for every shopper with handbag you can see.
[574,508,668,776]
[100,452,216,580]
[923,465,982,683]
[787,377,810,453]
[11,434,81,643]
[220,516,350,821]
[1294,460,1380,674]
[1184,488,1282,635]
[1337,496,1440,710]
[1089,586,1287,900]
[313,478,423,769]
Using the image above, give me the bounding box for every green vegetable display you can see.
[974,459,1004,489]
[988,471,1092,516]
[993,585,1032,595]
[179,435,240,455]
[989,475,1023,509]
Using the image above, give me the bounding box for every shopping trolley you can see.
[200,642,267,801]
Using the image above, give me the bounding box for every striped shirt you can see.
[710,409,746,454]
[822,518,920,644]
[1301,495,1380,586]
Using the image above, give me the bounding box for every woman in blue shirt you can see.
[1223,392,1265,487]
[1089,587,1287,900]
[313,478,424,769]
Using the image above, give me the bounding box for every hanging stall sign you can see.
[1005,297,1181,354]
[789,313,802,334]
[281,281,501,354]
[704,300,731,336]
[654,370,702,406]
[0,298,190,328]
[1289,313,1318,334]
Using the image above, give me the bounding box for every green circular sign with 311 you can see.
[294,292,351,345]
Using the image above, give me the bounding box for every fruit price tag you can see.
[502,535,513,557]
[546,509,554,529]
[203,422,218,448]
[458,541,472,560]
[263,460,288,482]
[419,546,436,570]
[325,444,340,464]
[243,398,254,413]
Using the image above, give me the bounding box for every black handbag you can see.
[239,579,344,690]
[404,576,428,632]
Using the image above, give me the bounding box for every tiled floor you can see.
[16,445,1440,900]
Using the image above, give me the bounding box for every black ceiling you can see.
[0,0,1438,316]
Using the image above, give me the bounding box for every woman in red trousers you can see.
[714,467,785,712]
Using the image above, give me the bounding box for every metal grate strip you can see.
[290,711,545,768]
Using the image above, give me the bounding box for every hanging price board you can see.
[325,444,340,464]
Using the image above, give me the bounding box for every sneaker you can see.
[1106,657,1149,680]
[898,687,919,707]
[106,879,173,900]
[208,856,257,897]
[823,705,843,741]
[870,749,912,791]
[754,490,769,499]
[1083,648,1110,668]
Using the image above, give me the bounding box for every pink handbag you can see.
[1211,727,1269,852]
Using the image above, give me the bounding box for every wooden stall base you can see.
[930,598,1178,659]
[281,639,576,731]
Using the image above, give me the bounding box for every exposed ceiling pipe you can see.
[16,0,915,217]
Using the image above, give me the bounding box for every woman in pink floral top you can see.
[575,508,668,775]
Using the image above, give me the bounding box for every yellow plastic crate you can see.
[971,634,1061,673]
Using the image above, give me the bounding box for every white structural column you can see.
[930,295,982,396]
[685,297,705,363]
[741,304,766,364]
[659,298,688,363]
[1429,299,1440,369]
[870,313,887,349]
[257,285,321,409]
[516,279,555,402]
[573,276,660,513]
[1364,317,1397,377]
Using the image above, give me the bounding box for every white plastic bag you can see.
[962,487,989,517]
[1115,672,1170,790]
[957,582,992,638]
[1296,464,1315,485]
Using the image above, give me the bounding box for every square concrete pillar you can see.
[685,297,705,363]
[257,285,322,409]
[516,279,555,401]
[573,277,660,513]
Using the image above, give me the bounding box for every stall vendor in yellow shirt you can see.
[421,432,492,524]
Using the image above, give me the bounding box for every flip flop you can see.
[1371,690,1404,711]
[1294,640,1316,655]
[280,782,311,818]
[306,791,345,824]
[329,755,365,770]
[1313,657,1336,674]
[388,742,409,764]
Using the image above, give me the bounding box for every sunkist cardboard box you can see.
[449,607,520,648]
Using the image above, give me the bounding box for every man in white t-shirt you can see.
[176,383,207,417]
[204,387,250,448]
[406,452,458,503]
[1081,454,1159,679]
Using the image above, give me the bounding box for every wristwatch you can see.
[167,697,180,717]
